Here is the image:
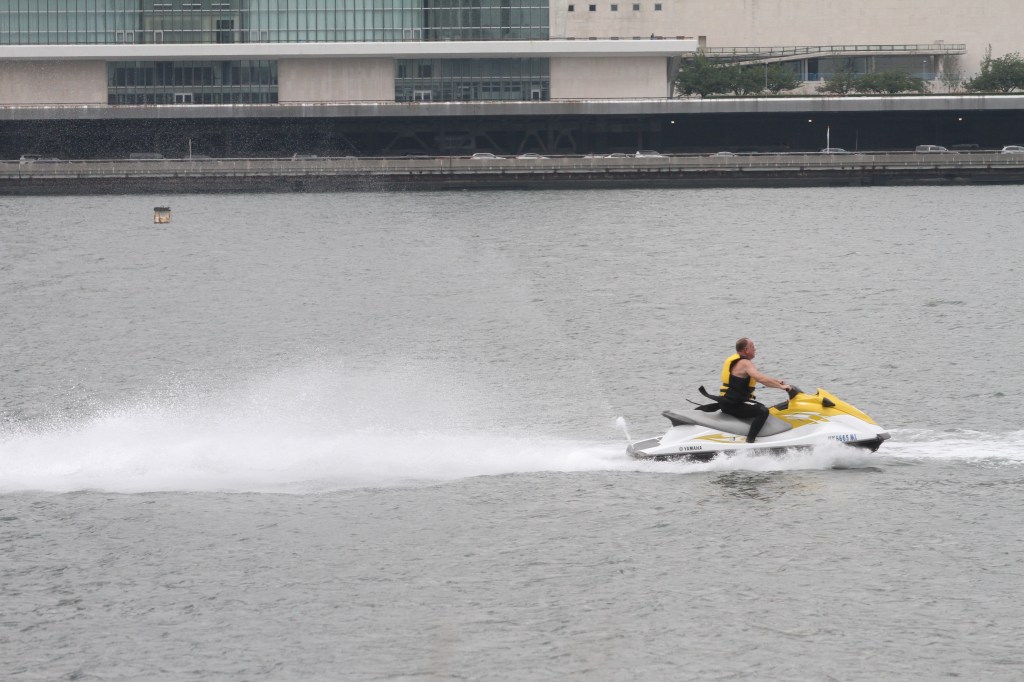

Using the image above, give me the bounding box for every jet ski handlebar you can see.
[786,386,802,399]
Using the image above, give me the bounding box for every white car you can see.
[470,152,504,160]
[19,154,62,164]
[1000,145,1024,154]
[914,145,953,153]
[635,149,666,158]
[516,153,548,160]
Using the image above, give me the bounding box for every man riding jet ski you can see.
[626,338,890,461]
[712,337,790,444]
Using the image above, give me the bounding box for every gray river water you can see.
[2,187,1023,680]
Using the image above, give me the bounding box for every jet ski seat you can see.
[662,409,793,437]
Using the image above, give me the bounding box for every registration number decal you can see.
[830,434,858,442]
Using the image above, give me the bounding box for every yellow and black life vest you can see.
[720,353,757,402]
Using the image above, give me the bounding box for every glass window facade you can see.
[0,1,548,45]
[2,2,551,105]
[805,56,933,81]
[107,60,278,103]
[395,58,548,102]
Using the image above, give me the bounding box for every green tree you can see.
[965,50,1024,92]
[940,55,964,93]
[855,70,928,94]
[725,64,766,96]
[816,69,859,95]
[765,64,801,94]
[674,54,731,98]
[676,58,801,97]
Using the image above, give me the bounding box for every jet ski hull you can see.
[627,388,890,462]
[628,435,888,462]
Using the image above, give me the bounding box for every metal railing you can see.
[704,43,967,62]
[3,151,1024,182]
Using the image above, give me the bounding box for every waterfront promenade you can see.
[4,151,1024,194]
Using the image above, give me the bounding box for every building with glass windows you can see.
[1,0,1022,159]
[0,1,692,106]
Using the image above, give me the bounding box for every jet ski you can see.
[627,386,889,462]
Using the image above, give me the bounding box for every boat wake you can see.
[0,360,622,493]
[880,428,1024,463]
[3,417,1021,494]
[0,413,621,494]
[2,364,1021,494]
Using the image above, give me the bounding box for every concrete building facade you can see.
[2,1,1021,108]
[558,0,1019,87]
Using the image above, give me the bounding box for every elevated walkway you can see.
[704,43,966,66]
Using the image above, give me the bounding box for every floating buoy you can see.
[153,206,171,224]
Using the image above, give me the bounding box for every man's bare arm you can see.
[739,360,791,390]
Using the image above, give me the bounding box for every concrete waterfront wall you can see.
[4,152,1024,194]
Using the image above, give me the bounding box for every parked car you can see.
[19,154,62,164]
[635,149,666,158]
[605,152,630,158]
[1000,145,1024,154]
[710,151,737,157]
[470,152,504,160]
[914,145,954,153]
[516,153,548,160]
[819,147,849,154]
[291,153,318,160]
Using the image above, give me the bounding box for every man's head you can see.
[736,337,757,359]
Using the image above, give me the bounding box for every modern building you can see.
[1,1,1022,158]
[0,1,693,106]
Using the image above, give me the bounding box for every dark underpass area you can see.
[3,105,1022,160]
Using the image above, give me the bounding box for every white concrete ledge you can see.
[0,39,697,61]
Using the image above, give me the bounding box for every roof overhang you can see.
[0,39,698,61]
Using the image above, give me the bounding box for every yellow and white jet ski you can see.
[627,386,889,462]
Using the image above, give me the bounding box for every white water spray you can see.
[3,360,1022,494]
[614,415,632,443]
